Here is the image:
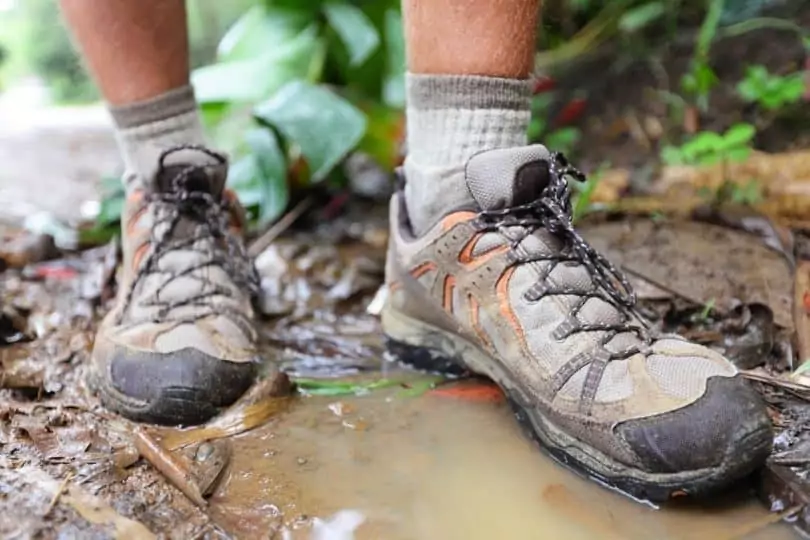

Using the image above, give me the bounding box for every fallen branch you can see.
[133,426,207,508]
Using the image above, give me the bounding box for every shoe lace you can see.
[476,152,651,360]
[120,145,260,325]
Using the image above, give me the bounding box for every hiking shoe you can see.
[90,146,261,425]
[383,145,773,501]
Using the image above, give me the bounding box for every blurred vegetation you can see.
[0,0,805,237]
[0,0,253,102]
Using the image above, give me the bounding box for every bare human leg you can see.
[59,0,260,425]
[58,0,189,105]
[404,0,540,78]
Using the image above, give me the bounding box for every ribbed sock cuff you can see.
[405,73,531,168]
[406,73,531,111]
[109,85,208,190]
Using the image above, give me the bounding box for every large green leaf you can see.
[227,156,264,210]
[217,4,312,62]
[255,81,367,182]
[246,128,289,224]
[227,129,289,226]
[382,8,406,108]
[192,25,322,104]
[323,2,380,67]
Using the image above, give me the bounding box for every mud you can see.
[1,203,807,539]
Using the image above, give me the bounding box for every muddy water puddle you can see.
[210,371,795,539]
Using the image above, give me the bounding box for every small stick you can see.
[248,197,313,257]
[45,471,74,516]
[133,426,207,508]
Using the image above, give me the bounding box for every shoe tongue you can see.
[152,147,228,198]
[465,145,552,211]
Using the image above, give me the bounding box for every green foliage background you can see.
[0,0,805,233]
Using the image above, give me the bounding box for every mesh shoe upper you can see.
[101,145,259,362]
[386,145,767,469]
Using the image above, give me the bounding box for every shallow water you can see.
[209,370,797,540]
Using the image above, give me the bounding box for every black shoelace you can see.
[120,145,260,326]
[476,152,650,358]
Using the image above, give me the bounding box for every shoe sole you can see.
[382,305,772,503]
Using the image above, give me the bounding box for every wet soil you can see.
[1,201,807,539]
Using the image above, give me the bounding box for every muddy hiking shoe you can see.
[383,145,773,501]
[91,146,261,425]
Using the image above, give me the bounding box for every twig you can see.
[741,370,810,400]
[247,197,314,258]
[133,426,207,508]
[45,471,74,516]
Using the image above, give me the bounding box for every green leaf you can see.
[255,81,367,182]
[382,8,406,108]
[356,101,404,169]
[199,101,230,132]
[245,128,289,224]
[661,145,684,165]
[323,2,380,67]
[697,0,725,59]
[722,123,756,148]
[192,25,321,104]
[227,156,265,210]
[96,176,125,226]
[736,78,759,102]
[217,5,311,62]
[546,127,581,155]
[618,2,666,33]
[724,146,752,163]
[96,192,125,226]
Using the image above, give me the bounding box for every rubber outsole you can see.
[383,310,772,504]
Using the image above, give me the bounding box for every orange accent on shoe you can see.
[126,205,148,236]
[440,211,477,232]
[389,281,402,292]
[442,275,456,313]
[127,189,144,205]
[132,242,150,271]
[458,233,510,269]
[410,261,437,279]
[496,266,525,343]
[468,294,492,349]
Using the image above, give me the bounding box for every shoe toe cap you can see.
[617,376,773,475]
[106,345,258,425]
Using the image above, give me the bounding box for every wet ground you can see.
[3,196,809,539]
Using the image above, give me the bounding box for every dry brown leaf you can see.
[24,466,155,539]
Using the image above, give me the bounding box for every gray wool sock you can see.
[109,85,209,191]
[403,73,531,235]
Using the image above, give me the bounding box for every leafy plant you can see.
[680,0,725,112]
[192,1,406,229]
[737,64,806,110]
[527,93,582,156]
[661,123,756,166]
[571,162,610,223]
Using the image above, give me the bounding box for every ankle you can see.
[403,73,531,235]
[109,85,210,192]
